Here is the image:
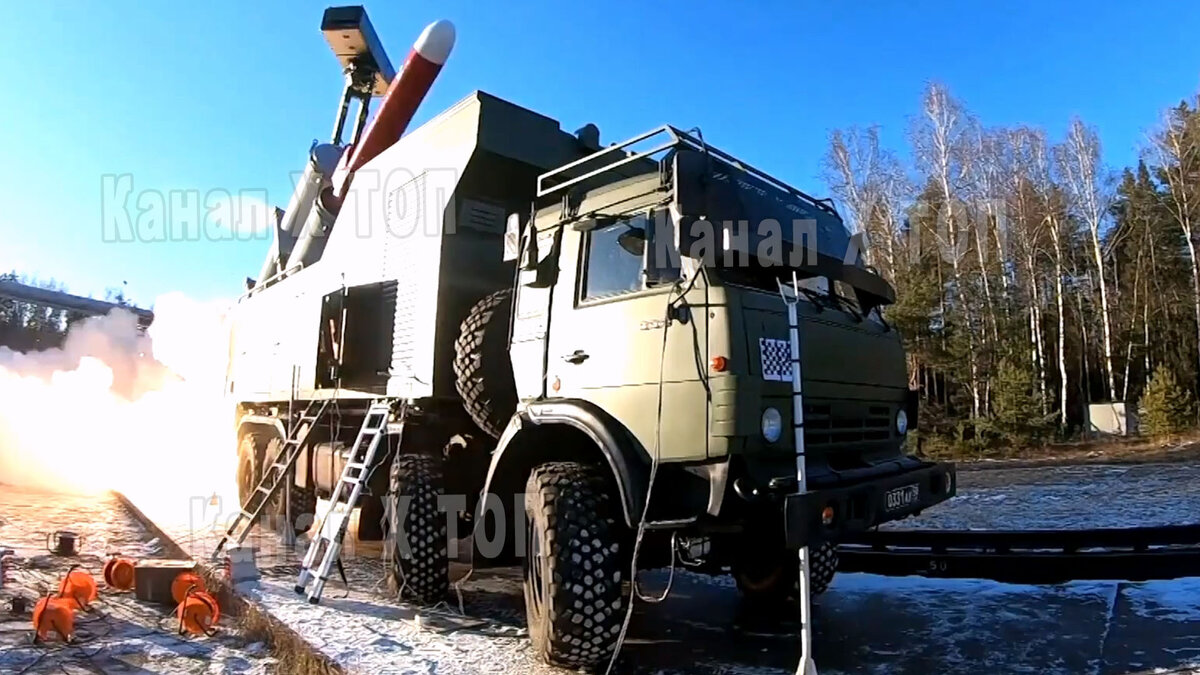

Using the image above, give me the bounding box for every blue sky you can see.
[2,1,1199,306]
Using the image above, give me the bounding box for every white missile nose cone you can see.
[414,19,455,65]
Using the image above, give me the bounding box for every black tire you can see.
[732,540,838,602]
[524,462,626,670]
[453,289,517,439]
[264,437,318,537]
[236,432,266,505]
[384,454,449,604]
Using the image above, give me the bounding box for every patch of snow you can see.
[1124,577,1200,623]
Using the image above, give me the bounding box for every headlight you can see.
[896,409,909,435]
[761,408,783,443]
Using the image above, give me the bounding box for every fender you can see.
[235,414,309,489]
[479,399,650,528]
[235,414,287,441]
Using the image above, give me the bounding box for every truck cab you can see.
[492,126,956,598]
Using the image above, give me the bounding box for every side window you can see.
[581,217,648,300]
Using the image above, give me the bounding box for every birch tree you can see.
[1057,119,1117,401]
[1152,99,1200,382]
[911,82,982,417]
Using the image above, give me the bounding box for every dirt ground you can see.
[0,485,276,674]
[929,432,1200,469]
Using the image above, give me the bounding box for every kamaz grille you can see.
[802,403,892,447]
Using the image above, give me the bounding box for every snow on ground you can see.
[890,462,1200,530]
[138,462,1200,674]
[0,486,276,674]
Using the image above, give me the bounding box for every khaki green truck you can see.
[227,90,956,670]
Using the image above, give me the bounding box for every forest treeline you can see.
[0,272,131,351]
[828,83,1200,453]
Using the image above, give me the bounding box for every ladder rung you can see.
[256,485,272,495]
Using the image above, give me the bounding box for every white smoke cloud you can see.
[0,294,240,528]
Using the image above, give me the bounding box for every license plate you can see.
[884,483,920,512]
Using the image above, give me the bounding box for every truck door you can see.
[545,214,711,462]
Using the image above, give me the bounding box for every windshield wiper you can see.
[829,293,863,322]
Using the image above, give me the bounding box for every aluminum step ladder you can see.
[779,273,819,675]
[294,399,397,604]
[211,398,332,561]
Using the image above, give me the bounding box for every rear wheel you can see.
[236,432,266,505]
[385,453,449,604]
[523,462,626,670]
[264,437,318,537]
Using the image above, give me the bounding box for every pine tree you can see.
[1138,369,1196,437]
[991,357,1046,446]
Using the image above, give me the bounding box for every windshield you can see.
[711,264,885,325]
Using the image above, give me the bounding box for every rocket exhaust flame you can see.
[0,293,239,530]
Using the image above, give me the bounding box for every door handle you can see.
[561,349,589,364]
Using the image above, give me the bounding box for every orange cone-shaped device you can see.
[32,595,75,642]
[176,585,220,636]
[103,557,136,591]
[171,571,206,604]
[57,566,97,611]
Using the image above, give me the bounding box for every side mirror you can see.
[641,209,679,288]
[503,213,521,262]
[617,227,646,257]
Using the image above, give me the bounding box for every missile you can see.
[334,19,456,199]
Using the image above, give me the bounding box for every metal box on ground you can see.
[133,559,197,606]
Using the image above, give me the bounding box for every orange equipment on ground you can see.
[170,571,207,604]
[103,557,136,591]
[32,595,75,642]
[57,565,97,611]
[175,584,220,636]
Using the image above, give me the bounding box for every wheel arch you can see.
[471,399,649,568]
[236,414,286,442]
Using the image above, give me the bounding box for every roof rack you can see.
[536,125,840,218]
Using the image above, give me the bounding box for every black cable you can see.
[605,263,702,675]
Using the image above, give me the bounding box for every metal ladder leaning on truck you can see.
[221,5,958,670]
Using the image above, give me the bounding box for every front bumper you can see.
[784,461,956,548]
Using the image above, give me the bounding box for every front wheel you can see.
[524,462,626,670]
[732,540,838,602]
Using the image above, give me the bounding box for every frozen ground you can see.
[0,486,275,674]
[888,462,1200,530]
[153,462,1200,674]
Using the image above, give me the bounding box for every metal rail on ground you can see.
[837,524,1200,584]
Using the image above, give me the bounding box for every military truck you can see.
[225,8,956,670]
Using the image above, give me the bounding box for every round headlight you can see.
[896,409,909,435]
[761,407,783,443]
